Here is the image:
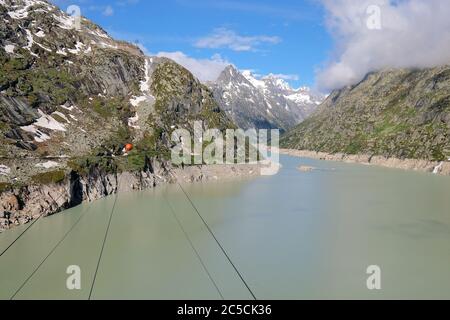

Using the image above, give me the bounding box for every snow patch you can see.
[56,49,67,56]
[264,76,291,91]
[4,44,15,53]
[35,41,52,52]
[8,6,29,19]
[88,28,110,39]
[242,70,267,90]
[35,30,45,38]
[433,162,444,174]
[7,0,53,20]
[35,161,59,169]
[23,29,34,50]
[60,105,76,111]
[0,165,11,176]
[35,110,67,131]
[128,114,140,129]
[21,125,50,143]
[140,58,151,92]
[20,109,67,142]
[130,96,147,107]
[68,42,84,55]
[99,42,118,49]
[128,58,154,107]
[53,13,75,30]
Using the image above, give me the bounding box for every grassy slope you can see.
[281,67,450,161]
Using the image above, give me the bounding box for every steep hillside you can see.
[209,65,323,131]
[0,0,234,227]
[281,66,450,161]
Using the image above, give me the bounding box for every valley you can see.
[1,0,450,302]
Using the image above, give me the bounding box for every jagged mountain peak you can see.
[261,74,291,92]
[240,70,268,90]
[210,67,324,131]
[223,64,239,75]
[217,65,247,84]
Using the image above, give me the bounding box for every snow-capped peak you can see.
[295,86,311,92]
[240,70,300,93]
[261,74,291,91]
[210,66,325,131]
[241,70,267,90]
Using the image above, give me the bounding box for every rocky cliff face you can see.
[209,65,324,132]
[0,159,261,232]
[281,66,450,162]
[0,0,235,231]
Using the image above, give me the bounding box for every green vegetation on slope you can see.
[151,59,235,132]
[281,67,450,161]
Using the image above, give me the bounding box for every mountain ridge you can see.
[0,0,247,231]
[209,65,324,131]
[281,66,450,162]
[0,0,234,202]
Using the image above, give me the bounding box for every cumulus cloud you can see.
[155,51,230,82]
[194,28,281,52]
[317,0,450,91]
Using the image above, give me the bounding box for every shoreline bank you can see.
[0,162,262,233]
[279,149,450,176]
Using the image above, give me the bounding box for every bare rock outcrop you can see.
[0,161,262,233]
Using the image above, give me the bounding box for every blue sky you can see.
[49,1,450,91]
[51,0,333,88]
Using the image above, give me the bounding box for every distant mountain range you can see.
[208,65,325,132]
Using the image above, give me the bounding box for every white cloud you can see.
[317,0,450,91]
[102,5,114,16]
[264,73,299,81]
[195,28,281,52]
[155,51,230,82]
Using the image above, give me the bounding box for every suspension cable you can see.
[163,192,224,300]
[10,204,90,300]
[88,173,121,300]
[170,172,257,300]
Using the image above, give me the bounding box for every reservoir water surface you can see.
[1,155,450,300]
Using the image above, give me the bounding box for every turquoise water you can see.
[1,155,450,300]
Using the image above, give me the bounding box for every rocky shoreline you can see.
[0,162,262,233]
[280,149,450,176]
